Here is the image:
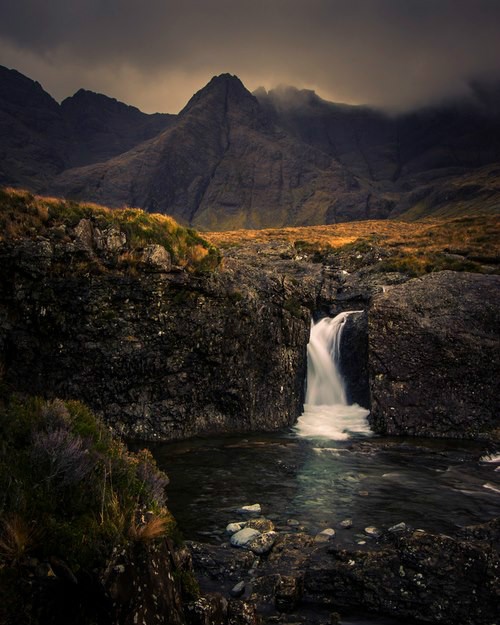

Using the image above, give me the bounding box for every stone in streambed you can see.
[237,504,261,516]
[314,528,336,542]
[248,531,278,555]
[340,519,353,529]
[246,518,274,532]
[364,526,381,538]
[388,522,407,533]
[230,528,261,548]
[230,580,246,598]
[226,522,245,535]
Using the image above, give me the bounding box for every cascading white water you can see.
[295,312,371,440]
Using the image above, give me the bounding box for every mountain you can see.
[60,89,174,167]
[52,74,387,229]
[1,65,499,228]
[0,66,68,190]
[0,65,173,189]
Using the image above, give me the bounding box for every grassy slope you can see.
[0,187,221,272]
[205,213,500,276]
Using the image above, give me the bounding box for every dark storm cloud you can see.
[0,0,499,112]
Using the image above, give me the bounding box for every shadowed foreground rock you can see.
[0,217,312,441]
[189,520,500,625]
[304,519,500,625]
[369,271,500,438]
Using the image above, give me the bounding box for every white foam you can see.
[296,403,371,440]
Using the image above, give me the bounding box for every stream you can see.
[150,313,500,546]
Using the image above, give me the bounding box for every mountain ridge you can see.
[1,64,498,229]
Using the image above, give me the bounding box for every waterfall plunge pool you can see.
[149,432,500,547]
[147,313,500,547]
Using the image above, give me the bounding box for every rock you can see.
[185,593,228,625]
[246,518,274,532]
[103,536,188,625]
[142,244,172,272]
[275,575,303,612]
[237,504,261,516]
[247,531,278,555]
[286,519,300,527]
[338,310,370,407]
[74,219,94,250]
[369,272,500,438]
[388,522,407,533]
[0,231,311,442]
[340,519,353,529]
[364,526,380,538]
[230,581,246,598]
[94,227,126,252]
[314,528,336,542]
[227,599,258,625]
[304,517,500,625]
[230,528,261,549]
[226,522,246,535]
[188,541,256,582]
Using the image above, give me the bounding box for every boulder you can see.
[247,532,278,555]
[246,518,274,532]
[230,528,261,549]
[142,244,172,272]
[369,271,500,438]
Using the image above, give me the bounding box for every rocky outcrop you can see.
[338,311,369,408]
[368,271,500,438]
[189,519,500,625]
[0,222,313,441]
[304,519,500,625]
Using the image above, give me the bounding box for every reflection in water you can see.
[150,432,500,546]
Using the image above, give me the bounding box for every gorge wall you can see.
[1,198,499,442]
[368,271,500,439]
[0,219,313,441]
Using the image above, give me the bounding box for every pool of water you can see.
[147,430,500,545]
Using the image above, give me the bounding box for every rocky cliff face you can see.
[0,218,312,441]
[368,271,500,438]
[1,189,499,442]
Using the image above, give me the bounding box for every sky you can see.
[0,0,499,114]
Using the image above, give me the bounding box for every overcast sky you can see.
[0,0,499,113]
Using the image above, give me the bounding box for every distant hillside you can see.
[1,65,499,229]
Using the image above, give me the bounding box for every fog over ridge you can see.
[0,0,499,113]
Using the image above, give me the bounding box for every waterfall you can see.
[295,312,371,440]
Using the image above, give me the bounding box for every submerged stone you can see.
[230,528,261,548]
[237,504,262,515]
[314,528,336,542]
[230,581,245,598]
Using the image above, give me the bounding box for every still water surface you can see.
[151,431,500,546]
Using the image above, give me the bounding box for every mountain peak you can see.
[179,73,255,116]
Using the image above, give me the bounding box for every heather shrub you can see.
[0,396,173,573]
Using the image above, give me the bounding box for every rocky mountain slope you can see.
[1,65,498,229]
[0,65,173,189]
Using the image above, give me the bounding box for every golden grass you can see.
[205,214,500,265]
[0,516,37,563]
[128,515,168,542]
